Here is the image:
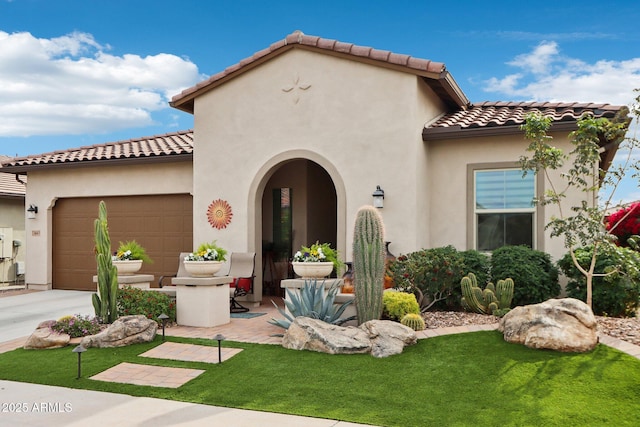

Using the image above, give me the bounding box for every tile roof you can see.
[171,30,467,113]
[0,130,193,173]
[0,156,26,197]
[423,101,626,140]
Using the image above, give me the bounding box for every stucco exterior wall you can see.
[427,132,586,262]
[24,161,192,287]
[192,48,446,286]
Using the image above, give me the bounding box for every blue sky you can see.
[1,0,639,201]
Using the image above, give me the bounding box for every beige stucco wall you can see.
[24,161,192,287]
[192,48,446,294]
[427,132,588,262]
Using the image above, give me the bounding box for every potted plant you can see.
[184,241,228,277]
[112,240,152,275]
[292,241,343,278]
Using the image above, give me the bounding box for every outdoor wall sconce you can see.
[72,344,87,379]
[26,204,38,219]
[213,333,225,363]
[372,185,385,208]
[158,313,169,342]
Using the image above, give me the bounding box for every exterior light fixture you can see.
[27,204,38,219]
[213,333,225,363]
[158,313,169,342]
[372,186,385,208]
[72,344,87,379]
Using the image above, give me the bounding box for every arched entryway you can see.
[248,150,347,301]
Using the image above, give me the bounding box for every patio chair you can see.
[158,252,191,287]
[227,252,256,313]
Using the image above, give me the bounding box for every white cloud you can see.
[0,31,203,137]
[483,41,640,106]
[484,42,640,204]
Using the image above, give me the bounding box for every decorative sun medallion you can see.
[207,199,233,230]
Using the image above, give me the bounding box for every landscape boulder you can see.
[81,315,157,348]
[282,317,417,358]
[498,298,598,352]
[24,320,70,349]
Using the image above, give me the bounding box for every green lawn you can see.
[1,331,639,426]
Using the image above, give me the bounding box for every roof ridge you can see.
[171,31,449,111]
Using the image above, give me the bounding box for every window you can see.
[474,169,535,251]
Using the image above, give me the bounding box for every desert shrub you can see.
[490,245,560,306]
[558,245,640,317]
[460,249,491,285]
[51,314,102,338]
[388,245,466,311]
[383,291,420,320]
[117,286,176,325]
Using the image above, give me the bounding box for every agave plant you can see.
[269,279,355,331]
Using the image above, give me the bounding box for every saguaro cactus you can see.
[92,200,119,323]
[352,205,386,324]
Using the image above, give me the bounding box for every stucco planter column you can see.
[171,276,232,327]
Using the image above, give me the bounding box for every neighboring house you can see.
[0,156,26,284]
[0,31,627,302]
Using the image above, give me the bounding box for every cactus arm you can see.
[461,274,489,314]
[496,278,514,309]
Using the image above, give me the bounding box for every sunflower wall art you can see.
[207,199,233,230]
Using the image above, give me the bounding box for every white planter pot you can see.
[183,260,223,277]
[112,260,143,276]
[292,261,334,278]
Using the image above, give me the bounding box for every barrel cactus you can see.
[460,273,514,317]
[92,200,119,323]
[401,313,425,331]
[353,205,386,324]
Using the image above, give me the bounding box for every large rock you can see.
[24,320,70,349]
[81,315,157,348]
[360,320,418,358]
[282,317,417,358]
[498,298,598,352]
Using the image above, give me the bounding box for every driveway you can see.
[0,290,94,342]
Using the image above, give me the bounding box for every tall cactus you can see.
[460,272,514,316]
[352,205,386,324]
[92,201,119,323]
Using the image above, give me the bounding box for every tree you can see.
[519,91,637,308]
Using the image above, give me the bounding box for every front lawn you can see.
[1,331,638,426]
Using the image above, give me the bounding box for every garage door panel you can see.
[53,194,192,291]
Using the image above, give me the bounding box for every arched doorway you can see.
[261,159,337,295]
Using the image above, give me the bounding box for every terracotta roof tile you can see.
[423,102,625,139]
[171,30,448,112]
[0,130,193,172]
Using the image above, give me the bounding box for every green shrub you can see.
[383,291,420,320]
[490,245,559,306]
[388,245,466,311]
[50,314,103,338]
[558,245,640,317]
[460,250,491,286]
[116,286,176,325]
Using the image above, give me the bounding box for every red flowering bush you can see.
[606,202,640,248]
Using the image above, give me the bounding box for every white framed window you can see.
[474,169,536,251]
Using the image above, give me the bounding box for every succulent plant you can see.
[460,273,514,317]
[92,201,119,323]
[401,313,425,331]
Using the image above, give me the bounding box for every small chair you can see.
[158,252,191,288]
[227,252,256,313]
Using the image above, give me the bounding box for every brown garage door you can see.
[53,194,193,290]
